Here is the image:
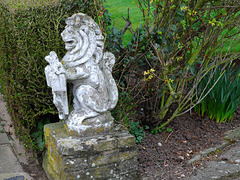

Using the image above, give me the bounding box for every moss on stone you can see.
[43,122,139,179]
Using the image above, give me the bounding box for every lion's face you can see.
[61,26,81,52]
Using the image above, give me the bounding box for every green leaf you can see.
[39,141,45,150]
[31,131,41,138]
[37,121,43,131]
[145,125,150,130]
[170,24,177,32]
[36,136,43,145]
[166,128,172,132]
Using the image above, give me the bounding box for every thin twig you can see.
[164,131,173,143]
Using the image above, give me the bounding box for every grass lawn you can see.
[104,0,143,44]
[221,28,240,54]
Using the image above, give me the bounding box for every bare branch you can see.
[121,8,132,34]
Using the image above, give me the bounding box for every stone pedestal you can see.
[43,122,139,180]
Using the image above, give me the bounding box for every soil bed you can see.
[138,109,240,179]
[23,110,240,180]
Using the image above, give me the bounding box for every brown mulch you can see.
[137,109,240,179]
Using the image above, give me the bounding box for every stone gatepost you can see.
[43,13,139,180]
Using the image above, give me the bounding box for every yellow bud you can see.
[150,69,155,73]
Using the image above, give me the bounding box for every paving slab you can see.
[0,100,12,134]
[0,145,23,174]
[0,133,10,145]
[0,102,9,120]
[219,142,240,163]
[188,161,240,180]
[0,94,35,180]
[187,141,240,179]
[224,127,240,142]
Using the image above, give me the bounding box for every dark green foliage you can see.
[31,118,50,151]
[126,121,145,143]
[0,0,101,150]
[151,126,172,134]
[195,66,240,123]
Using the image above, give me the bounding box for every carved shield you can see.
[45,66,69,119]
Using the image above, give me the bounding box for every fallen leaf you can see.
[178,156,184,160]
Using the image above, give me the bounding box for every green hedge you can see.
[0,0,101,149]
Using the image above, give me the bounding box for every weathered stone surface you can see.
[91,150,137,167]
[0,133,10,144]
[45,13,118,135]
[187,155,202,164]
[64,112,114,137]
[118,135,136,148]
[0,145,23,173]
[0,124,3,132]
[188,161,240,180]
[224,127,240,142]
[188,141,230,164]
[219,142,240,163]
[65,163,138,180]
[118,158,138,172]
[93,137,117,151]
[43,122,139,180]
[188,141,240,179]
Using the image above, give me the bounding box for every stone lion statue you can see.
[45,13,118,135]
